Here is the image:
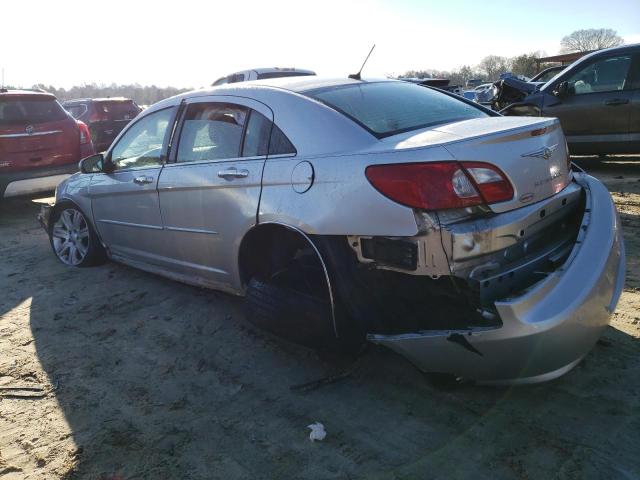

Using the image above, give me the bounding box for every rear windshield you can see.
[64,103,88,119]
[95,101,140,120]
[256,71,314,80]
[305,81,487,138]
[0,97,68,126]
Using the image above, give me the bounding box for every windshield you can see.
[0,96,68,126]
[304,81,487,138]
[532,67,566,83]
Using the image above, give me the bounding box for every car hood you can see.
[500,76,540,95]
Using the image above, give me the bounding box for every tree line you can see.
[400,28,624,85]
[29,83,192,106]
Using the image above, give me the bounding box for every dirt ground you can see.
[0,156,638,480]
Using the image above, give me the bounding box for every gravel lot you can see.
[0,156,639,480]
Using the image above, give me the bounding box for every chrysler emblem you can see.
[25,125,34,135]
[521,144,558,160]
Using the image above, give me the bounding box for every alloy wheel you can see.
[51,208,90,266]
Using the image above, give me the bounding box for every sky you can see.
[1,0,639,89]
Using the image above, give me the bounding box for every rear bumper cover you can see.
[0,163,78,198]
[369,173,625,384]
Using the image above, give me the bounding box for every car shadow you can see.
[1,196,639,479]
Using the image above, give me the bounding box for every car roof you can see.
[573,42,640,62]
[0,89,56,99]
[147,77,397,113]
[248,67,315,75]
[63,97,134,104]
[219,76,392,93]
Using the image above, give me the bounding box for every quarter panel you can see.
[259,145,456,236]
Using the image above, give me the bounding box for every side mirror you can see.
[554,81,569,98]
[79,153,104,174]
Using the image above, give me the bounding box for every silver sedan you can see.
[39,77,625,384]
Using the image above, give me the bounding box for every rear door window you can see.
[0,97,68,125]
[242,110,296,156]
[177,103,248,162]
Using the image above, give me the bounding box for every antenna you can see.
[349,44,376,80]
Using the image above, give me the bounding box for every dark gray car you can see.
[499,44,640,155]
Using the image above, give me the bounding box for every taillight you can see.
[461,162,514,204]
[365,161,513,210]
[77,121,91,145]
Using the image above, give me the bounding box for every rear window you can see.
[0,97,68,125]
[95,101,140,120]
[64,103,88,119]
[305,81,487,138]
[256,71,314,80]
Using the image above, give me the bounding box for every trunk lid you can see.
[437,117,571,213]
[0,95,80,171]
[370,116,571,213]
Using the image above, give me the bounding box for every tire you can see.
[245,277,333,347]
[48,204,106,267]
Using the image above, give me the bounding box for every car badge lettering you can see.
[521,144,558,160]
[519,193,534,203]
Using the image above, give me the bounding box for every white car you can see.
[212,67,315,86]
[39,77,625,384]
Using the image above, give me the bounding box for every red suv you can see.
[0,89,94,199]
[63,98,141,152]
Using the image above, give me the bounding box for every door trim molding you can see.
[97,219,163,230]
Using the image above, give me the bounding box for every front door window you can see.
[110,108,174,169]
[566,55,632,95]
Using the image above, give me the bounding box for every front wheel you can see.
[49,205,106,267]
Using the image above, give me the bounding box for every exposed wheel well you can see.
[239,223,339,338]
[239,223,322,287]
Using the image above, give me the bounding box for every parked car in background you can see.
[212,67,316,86]
[398,77,463,96]
[491,44,640,154]
[39,77,624,385]
[63,98,141,152]
[462,82,493,101]
[530,65,566,84]
[0,89,94,199]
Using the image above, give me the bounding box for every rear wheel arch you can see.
[238,222,337,335]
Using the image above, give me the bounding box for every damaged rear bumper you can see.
[369,173,625,384]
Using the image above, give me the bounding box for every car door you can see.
[89,106,177,264]
[543,53,633,150]
[157,96,280,290]
[628,53,640,150]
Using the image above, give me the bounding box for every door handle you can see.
[605,98,629,106]
[217,167,249,179]
[133,175,154,185]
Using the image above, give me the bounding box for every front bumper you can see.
[369,173,625,384]
[37,202,54,232]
